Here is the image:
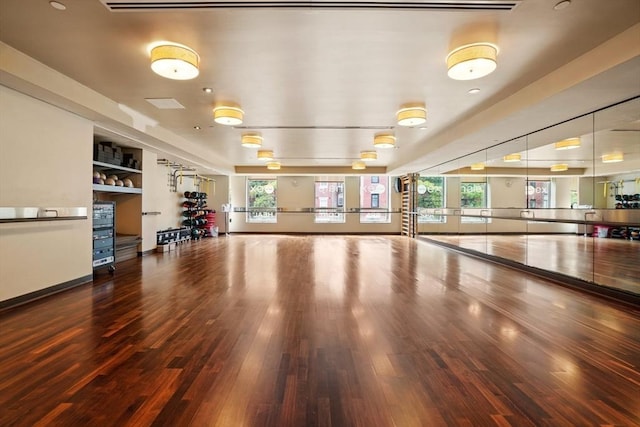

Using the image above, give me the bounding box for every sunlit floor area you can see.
[423,233,640,294]
[1,235,639,426]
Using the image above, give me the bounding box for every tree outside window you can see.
[461,182,487,223]
[247,178,277,223]
[417,176,445,223]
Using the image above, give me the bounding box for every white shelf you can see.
[93,184,142,194]
[93,160,142,174]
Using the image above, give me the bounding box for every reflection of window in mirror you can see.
[461,181,488,223]
[417,176,445,223]
[526,180,552,208]
[570,190,578,208]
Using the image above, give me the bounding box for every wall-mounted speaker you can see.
[394,177,403,193]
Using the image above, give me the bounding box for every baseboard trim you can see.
[419,237,640,308]
[0,274,93,312]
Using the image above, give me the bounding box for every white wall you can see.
[0,86,93,302]
[228,175,402,233]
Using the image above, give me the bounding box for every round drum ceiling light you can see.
[213,104,244,126]
[550,163,569,172]
[447,43,498,81]
[360,151,377,162]
[503,153,521,162]
[352,161,366,170]
[241,133,262,148]
[373,133,396,149]
[396,103,427,127]
[554,138,581,150]
[150,43,200,80]
[602,153,624,163]
[470,162,485,171]
[257,150,274,161]
[266,162,281,170]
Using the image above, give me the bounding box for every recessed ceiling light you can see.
[553,0,571,10]
[468,88,481,94]
[193,126,201,130]
[202,87,213,94]
[49,1,66,10]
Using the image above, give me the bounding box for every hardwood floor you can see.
[1,235,639,426]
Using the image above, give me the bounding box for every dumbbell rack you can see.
[182,192,211,240]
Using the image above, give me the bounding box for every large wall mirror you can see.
[417,97,640,299]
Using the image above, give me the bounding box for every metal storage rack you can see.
[93,201,116,273]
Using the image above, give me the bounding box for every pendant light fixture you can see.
[396,103,427,127]
[602,153,624,163]
[360,151,377,162]
[213,103,244,125]
[446,42,498,81]
[241,133,262,148]
[503,153,521,162]
[352,160,366,170]
[257,150,274,161]
[373,133,396,149]
[149,42,200,80]
[554,138,581,150]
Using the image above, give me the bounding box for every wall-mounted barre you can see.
[0,207,88,223]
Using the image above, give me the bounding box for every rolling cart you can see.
[93,201,116,274]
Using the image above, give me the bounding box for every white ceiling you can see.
[0,0,639,176]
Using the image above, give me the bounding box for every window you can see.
[526,180,552,208]
[247,178,277,223]
[360,176,390,223]
[315,180,345,223]
[461,182,488,223]
[371,193,379,208]
[417,176,445,223]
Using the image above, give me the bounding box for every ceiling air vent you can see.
[100,0,521,12]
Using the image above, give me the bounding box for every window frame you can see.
[460,181,489,224]
[246,177,278,223]
[417,176,446,223]
[314,180,346,223]
[359,176,391,223]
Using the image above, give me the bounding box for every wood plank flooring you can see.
[1,235,639,426]
[423,234,640,294]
